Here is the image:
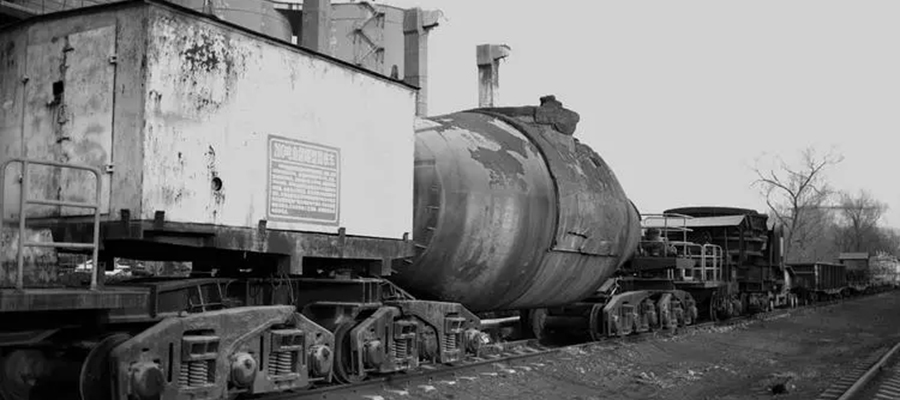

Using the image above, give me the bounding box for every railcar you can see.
[840,254,898,295]
[588,207,797,337]
[0,1,484,398]
[788,262,847,303]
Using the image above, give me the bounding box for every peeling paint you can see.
[205,145,225,221]
[448,118,531,190]
[469,147,527,191]
[149,14,250,117]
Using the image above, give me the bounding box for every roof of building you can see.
[839,252,870,260]
[642,215,746,230]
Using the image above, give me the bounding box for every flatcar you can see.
[788,262,847,304]
[839,253,899,294]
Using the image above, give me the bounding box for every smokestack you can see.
[301,0,332,55]
[477,44,511,108]
[403,8,441,117]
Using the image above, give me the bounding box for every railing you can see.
[638,240,724,283]
[0,158,102,290]
[694,243,723,282]
[640,213,694,243]
[667,242,722,282]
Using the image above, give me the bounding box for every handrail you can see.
[638,239,724,283]
[0,158,102,290]
[699,244,723,282]
[641,213,695,243]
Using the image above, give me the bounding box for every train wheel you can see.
[0,349,47,400]
[588,304,604,341]
[529,309,549,341]
[332,323,365,384]
[79,333,132,400]
[709,292,721,322]
[658,304,672,330]
[644,300,659,331]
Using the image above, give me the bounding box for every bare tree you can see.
[834,190,889,252]
[752,146,843,262]
[874,228,900,257]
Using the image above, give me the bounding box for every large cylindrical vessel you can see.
[393,97,642,312]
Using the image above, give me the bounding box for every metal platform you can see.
[0,286,149,312]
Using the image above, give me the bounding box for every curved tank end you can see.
[619,199,642,266]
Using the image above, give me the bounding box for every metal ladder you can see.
[0,158,102,290]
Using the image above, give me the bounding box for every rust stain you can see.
[160,185,185,205]
[149,90,163,110]
[205,145,225,220]
[163,16,249,116]
[181,31,225,74]
[3,40,15,68]
[206,145,216,174]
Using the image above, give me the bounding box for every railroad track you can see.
[816,340,900,400]
[279,292,882,400]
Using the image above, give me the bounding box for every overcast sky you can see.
[386,0,900,227]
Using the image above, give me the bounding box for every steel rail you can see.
[277,292,881,400]
[284,309,811,399]
[837,341,900,400]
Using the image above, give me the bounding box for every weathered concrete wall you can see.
[0,25,27,221]
[141,6,416,239]
[0,8,147,220]
[2,1,416,241]
[109,7,150,218]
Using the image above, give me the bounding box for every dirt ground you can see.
[346,290,900,400]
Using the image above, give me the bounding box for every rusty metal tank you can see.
[392,96,642,312]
